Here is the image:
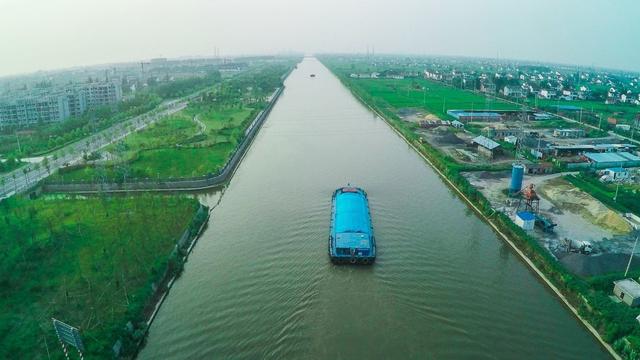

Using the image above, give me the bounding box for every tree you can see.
[43,157,51,175]
[22,168,29,185]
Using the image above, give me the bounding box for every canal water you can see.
[139,58,608,359]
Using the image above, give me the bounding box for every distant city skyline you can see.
[1,0,639,77]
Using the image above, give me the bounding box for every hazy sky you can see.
[1,0,639,77]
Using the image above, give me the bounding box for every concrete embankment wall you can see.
[43,86,285,194]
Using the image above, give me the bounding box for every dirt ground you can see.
[464,170,638,276]
[537,177,631,234]
[398,108,440,123]
[558,252,640,277]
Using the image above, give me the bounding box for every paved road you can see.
[0,99,188,199]
[193,114,206,135]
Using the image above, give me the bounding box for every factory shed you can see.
[526,162,554,174]
[472,135,501,159]
[552,143,637,157]
[447,110,503,122]
[553,128,585,138]
[531,112,554,121]
[593,143,637,152]
[584,152,640,169]
[613,279,640,307]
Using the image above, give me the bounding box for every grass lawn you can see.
[134,144,235,178]
[0,195,201,358]
[188,106,253,130]
[54,106,250,181]
[119,112,199,152]
[54,143,235,181]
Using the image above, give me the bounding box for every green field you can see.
[350,78,519,119]
[536,98,640,123]
[321,58,519,119]
[0,195,202,358]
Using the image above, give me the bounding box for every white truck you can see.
[564,238,593,255]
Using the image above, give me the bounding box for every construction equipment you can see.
[515,183,540,213]
[535,214,557,233]
[563,238,593,255]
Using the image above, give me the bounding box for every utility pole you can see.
[423,86,426,107]
[613,161,622,202]
[15,131,22,154]
[632,115,639,140]
[625,231,639,277]
[598,113,603,130]
[579,108,583,126]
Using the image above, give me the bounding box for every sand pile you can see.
[539,178,632,234]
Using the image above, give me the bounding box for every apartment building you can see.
[0,81,122,128]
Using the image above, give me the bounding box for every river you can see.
[139,57,608,359]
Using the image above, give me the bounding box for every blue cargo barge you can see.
[329,186,376,264]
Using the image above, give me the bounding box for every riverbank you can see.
[131,202,211,358]
[323,62,625,359]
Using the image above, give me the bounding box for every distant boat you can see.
[329,186,376,264]
[310,74,316,77]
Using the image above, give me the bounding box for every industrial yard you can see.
[388,83,640,278]
[464,169,640,276]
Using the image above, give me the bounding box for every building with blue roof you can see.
[447,110,503,122]
[584,152,640,169]
[555,105,583,111]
